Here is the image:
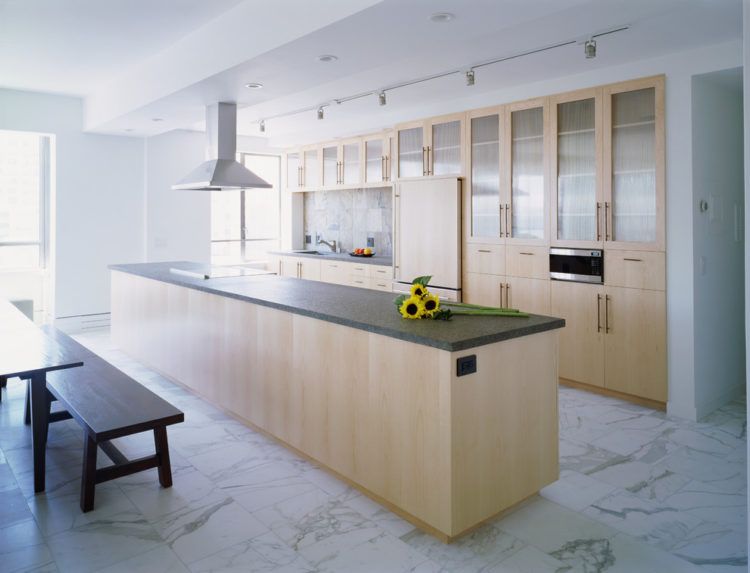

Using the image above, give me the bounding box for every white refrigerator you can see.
[393,177,462,301]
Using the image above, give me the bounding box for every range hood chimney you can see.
[172,102,271,191]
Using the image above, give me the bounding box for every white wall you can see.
[143,129,284,263]
[692,69,745,418]
[0,89,145,319]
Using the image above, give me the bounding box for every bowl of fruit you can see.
[350,247,374,257]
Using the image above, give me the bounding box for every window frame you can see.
[0,132,51,271]
[210,151,282,263]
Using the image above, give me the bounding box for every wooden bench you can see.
[41,326,184,512]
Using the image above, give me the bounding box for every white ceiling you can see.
[0,0,742,145]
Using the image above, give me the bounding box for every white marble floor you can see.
[0,329,746,573]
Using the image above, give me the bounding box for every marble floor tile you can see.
[668,521,749,571]
[95,544,190,573]
[315,531,430,573]
[489,545,568,573]
[44,510,163,573]
[0,486,34,528]
[587,460,691,501]
[540,469,617,511]
[0,518,54,573]
[558,437,628,475]
[341,492,416,538]
[152,494,269,564]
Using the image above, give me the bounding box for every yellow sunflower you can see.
[422,293,440,317]
[410,283,428,298]
[399,295,425,319]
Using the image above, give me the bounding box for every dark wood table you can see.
[0,300,83,492]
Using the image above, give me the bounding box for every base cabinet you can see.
[274,255,391,293]
[506,277,550,315]
[550,281,605,388]
[603,287,667,402]
[551,280,667,403]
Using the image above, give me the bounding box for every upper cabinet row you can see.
[286,132,393,192]
[466,76,665,251]
[284,75,664,251]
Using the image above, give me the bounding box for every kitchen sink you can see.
[291,249,328,255]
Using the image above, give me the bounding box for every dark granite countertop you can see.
[110,261,564,352]
[269,250,392,267]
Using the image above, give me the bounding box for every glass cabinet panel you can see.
[286,152,299,188]
[557,98,596,241]
[431,120,461,175]
[470,114,500,237]
[322,145,338,186]
[365,139,383,183]
[342,142,360,185]
[398,126,424,178]
[511,107,545,239]
[611,88,656,243]
[303,149,318,188]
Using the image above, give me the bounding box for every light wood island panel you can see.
[111,270,559,541]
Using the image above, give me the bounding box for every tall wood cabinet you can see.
[396,113,465,179]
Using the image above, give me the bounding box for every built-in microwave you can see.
[549,248,603,284]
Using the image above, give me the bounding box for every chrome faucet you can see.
[317,237,338,253]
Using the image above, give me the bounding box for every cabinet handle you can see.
[498,204,504,236]
[377,282,386,287]
[381,155,385,181]
[278,260,282,275]
[422,147,427,176]
[385,155,390,181]
[623,258,642,262]
[505,282,511,308]
[596,293,602,332]
[298,262,302,278]
[427,146,433,175]
[605,294,611,333]
[520,252,534,256]
[596,202,602,241]
[505,204,511,238]
[478,249,491,253]
[605,202,611,241]
[499,283,504,307]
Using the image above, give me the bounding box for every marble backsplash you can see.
[303,187,393,255]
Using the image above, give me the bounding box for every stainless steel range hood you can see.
[172,102,271,191]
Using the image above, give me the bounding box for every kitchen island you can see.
[110,261,564,541]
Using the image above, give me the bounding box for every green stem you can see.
[449,309,529,317]
[443,301,522,313]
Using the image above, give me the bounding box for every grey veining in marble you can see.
[0,329,745,573]
[303,187,393,256]
[109,261,564,351]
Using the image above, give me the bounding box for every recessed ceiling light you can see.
[316,54,338,63]
[151,118,164,122]
[429,12,454,23]
[245,82,264,89]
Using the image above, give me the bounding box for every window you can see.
[0,131,50,270]
[211,153,281,265]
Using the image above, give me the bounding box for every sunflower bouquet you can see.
[394,276,529,320]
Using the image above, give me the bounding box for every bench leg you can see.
[80,434,98,512]
[24,380,31,425]
[153,427,173,488]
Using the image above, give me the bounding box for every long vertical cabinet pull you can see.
[499,283,504,307]
[394,191,401,278]
[498,205,504,237]
[385,156,390,181]
[596,294,602,332]
[604,202,611,241]
[427,146,433,175]
[596,203,602,241]
[505,203,511,238]
[381,156,386,182]
[278,260,282,276]
[422,147,427,176]
[505,282,511,308]
[605,294,611,333]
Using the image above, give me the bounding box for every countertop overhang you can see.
[110,261,564,352]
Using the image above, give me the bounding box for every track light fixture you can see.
[584,39,596,59]
[317,107,324,120]
[378,91,387,106]
[259,119,265,133]
[466,70,475,86]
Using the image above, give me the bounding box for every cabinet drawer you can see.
[506,246,548,280]
[605,251,665,291]
[464,244,505,276]
[348,275,369,289]
[350,263,369,277]
[320,261,348,284]
[368,265,393,279]
[368,277,393,292]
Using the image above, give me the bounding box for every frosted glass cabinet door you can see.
[610,87,657,244]
[322,145,338,186]
[470,114,501,238]
[398,126,424,178]
[511,107,545,240]
[431,120,461,176]
[303,149,318,189]
[365,138,383,184]
[286,152,300,189]
[342,142,360,185]
[556,98,597,242]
